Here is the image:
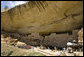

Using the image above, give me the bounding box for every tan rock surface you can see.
[78,28,83,42]
[16,41,27,46]
[1,1,83,34]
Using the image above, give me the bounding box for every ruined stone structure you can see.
[43,30,79,48]
[1,1,83,48]
[1,30,79,48]
[1,1,83,34]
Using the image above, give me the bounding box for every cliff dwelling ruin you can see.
[1,1,83,49]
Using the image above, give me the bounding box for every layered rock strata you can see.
[1,1,83,34]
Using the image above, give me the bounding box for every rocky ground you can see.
[1,35,46,56]
[1,42,45,56]
[1,41,83,56]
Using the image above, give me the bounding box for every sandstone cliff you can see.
[78,28,83,42]
[1,1,83,34]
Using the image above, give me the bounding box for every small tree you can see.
[4,6,8,10]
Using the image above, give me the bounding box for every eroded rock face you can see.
[1,1,83,34]
[78,28,83,42]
